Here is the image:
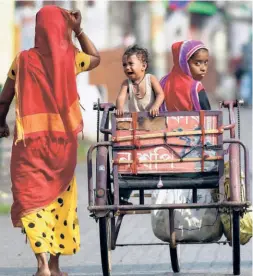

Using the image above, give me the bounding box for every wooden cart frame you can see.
[87,100,250,276]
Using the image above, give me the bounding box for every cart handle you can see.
[223,123,236,131]
[93,102,115,112]
[219,100,244,138]
[93,102,115,135]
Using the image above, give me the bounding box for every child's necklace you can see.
[132,75,146,98]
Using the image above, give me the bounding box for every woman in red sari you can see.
[0,6,100,276]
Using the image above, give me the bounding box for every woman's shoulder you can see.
[9,51,25,65]
[7,52,22,80]
[75,50,91,73]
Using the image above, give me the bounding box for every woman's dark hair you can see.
[189,48,209,60]
[123,44,149,69]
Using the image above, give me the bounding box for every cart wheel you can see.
[99,216,112,276]
[170,246,180,273]
[232,210,240,275]
[110,216,116,250]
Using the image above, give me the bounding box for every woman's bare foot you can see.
[34,253,51,276]
[49,270,68,276]
[49,269,68,276]
[49,254,68,276]
[50,272,68,276]
[34,267,51,276]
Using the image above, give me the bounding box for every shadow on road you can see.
[0,261,252,276]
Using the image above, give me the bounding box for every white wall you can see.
[83,0,109,50]
[164,10,189,52]
[15,6,37,51]
[74,1,109,141]
[0,0,15,85]
[76,74,104,142]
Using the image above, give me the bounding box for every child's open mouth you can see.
[127,72,134,75]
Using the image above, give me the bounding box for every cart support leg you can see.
[112,214,124,249]
[233,210,240,275]
[169,209,176,248]
[139,189,144,205]
[229,144,241,202]
[192,188,197,203]
[169,209,180,273]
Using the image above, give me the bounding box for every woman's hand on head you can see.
[70,10,82,33]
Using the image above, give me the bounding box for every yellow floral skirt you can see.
[21,177,80,255]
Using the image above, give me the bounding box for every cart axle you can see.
[116,240,230,246]
[88,201,250,212]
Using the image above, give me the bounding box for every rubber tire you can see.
[110,217,116,250]
[232,210,240,275]
[99,217,112,276]
[170,246,180,273]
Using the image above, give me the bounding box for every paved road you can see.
[0,107,252,276]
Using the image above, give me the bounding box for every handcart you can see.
[87,99,250,275]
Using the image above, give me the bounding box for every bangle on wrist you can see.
[75,28,83,38]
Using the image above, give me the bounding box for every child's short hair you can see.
[123,44,149,69]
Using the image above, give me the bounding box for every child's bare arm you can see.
[116,80,128,117]
[150,75,165,116]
